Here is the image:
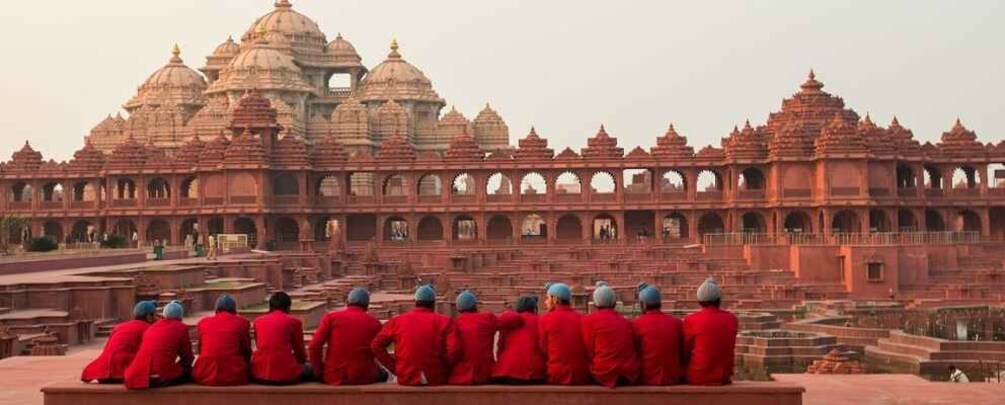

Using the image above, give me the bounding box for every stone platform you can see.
[42,382,804,405]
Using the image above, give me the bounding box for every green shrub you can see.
[27,237,58,252]
[101,234,128,249]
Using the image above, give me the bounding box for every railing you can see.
[382,195,408,204]
[783,189,812,198]
[316,196,342,205]
[451,195,477,204]
[737,189,766,200]
[951,188,981,197]
[146,198,170,207]
[989,188,1005,196]
[69,201,94,210]
[897,187,918,197]
[519,194,545,203]
[417,195,441,204]
[555,193,581,203]
[179,198,198,207]
[40,201,63,210]
[868,188,890,197]
[591,193,616,203]
[110,199,136,208]
[703,231,982,246]
[696,191,723,201]
[325,87,351,98]
[272,195,299,205]
[830,187,860,196]
[486,194,513,203]
[203,197,224,206]
[660,191,687,201]
[347,195,374,204]
[231,196,257,205]
[925,189,944,198]
[625,192,652,202]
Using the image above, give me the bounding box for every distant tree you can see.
[0,215,29,255]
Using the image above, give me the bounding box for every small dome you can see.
[228,45,301,73]
[213,36,240,56]
[124,45,207,111]
[326,33,361,63]
[357,39,442,104]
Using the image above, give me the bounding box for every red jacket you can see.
[308,306,383,385]
[683,306,738,385]
[492,311,545,381]
[251,310,307,383]
[123,318,193,389]
[581,308,640,387]
[193,312,252,386]
[632,309,685,385]
[371,307,458,386]
[538,305,591,385]
[448,311,498,385]
[81,319,150,382]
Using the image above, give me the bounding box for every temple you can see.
[2,2,1005,401]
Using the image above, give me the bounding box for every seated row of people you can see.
[81,277,737,389]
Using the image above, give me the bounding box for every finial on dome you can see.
[388,37,401,58]
[808,69,816,80]
[275,0,292,8]
[170,44,182,63]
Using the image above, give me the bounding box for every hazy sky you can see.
[0,0,1002,160]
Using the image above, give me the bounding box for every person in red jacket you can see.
[538,282,591,385]
[632,283,684,385]
[81,301,156,383]
[447,290,497,385]
[371,284,459,386]
[251,292,309,385]
[192,294,251,386]
[683,277,739,385]
[581,282,639,387]
[492,295,546,384]
[308,288,386,385]
[124,301,194,389]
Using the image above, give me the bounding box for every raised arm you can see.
[308,315,331,375]
[371,320,397,373]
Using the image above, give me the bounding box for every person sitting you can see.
[493,295,546,384]
[81,301,157,384]
[632,283,684,385]
[538,282,591,385]
[948,364,970,383]
[581,282,639,387]
[683,277,738,385]
[371,285,459,386]
[192,294,251,386]
[448,291,498,385]
[251,292,309,385]
[124,301,194,389]
[309,288,386,385]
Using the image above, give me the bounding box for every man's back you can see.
[124,319,193,389]
[581,308,639,387]
[371,307,457,386]
[194,312,251,386]
[251,311,306,383]
[309,306,382,385]
[449,311,498,384]
[539,306,590,385]
[632,310,684,385]
[81,319,149,382]
[683,307,738,385]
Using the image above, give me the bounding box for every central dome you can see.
[242,0,326,51]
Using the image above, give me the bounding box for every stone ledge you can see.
[42,381,804,405]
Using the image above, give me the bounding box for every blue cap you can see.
[415,284,436,302]
[546,282,571,301]
[456,290,477,311]
[163,300,184,319]
[214,293,237,313]
[133,301,156,318]
[639,285,661,306]
[593,281,617,308]
[348,287,370,307]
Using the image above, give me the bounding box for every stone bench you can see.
[42,381,804,405]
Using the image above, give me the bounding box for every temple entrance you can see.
[147,178,170,199]
[234,217,258,248]
[897,210,918,232]
[625,210,654,240]
[273,217,299,244]
[146,219,170,243]
[346,214,377,241]
[958,210,982,233]
[869,210,891,232]
[740,212,766,233]
[43,221,63,243]
[384,217,409,241]
[925,210,946,232]
[208,217,224,235]
[180,218,198,242]
[521,214,546,240]
[661,213,688,240]
[313,216,331,241]
[452,215,478,241]
[70,220,93,243]
[783,211,812,233]
[697,213,725,238]
[592,214,617,241]
[831,210,860,233]
[487,215,513,242]
[556,214,582,241]
[417,216,444,241]
[113,219,137,238]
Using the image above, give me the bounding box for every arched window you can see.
[696,170,722,192]
[623,169,652,193]
[317,175,341,196]
[417,174,442,196]
[383,174,408,196]
[661,170,686,193]
[452,173,476,195]
[487,173,513,195]
[555,172,581,194]
[739,168,765,190]
[590,172,616,194]
[520,172,546,195]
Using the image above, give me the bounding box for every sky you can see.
[0,0,1002,161]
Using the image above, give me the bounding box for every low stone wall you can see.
[42,382,804,405]
[0,249,187,276]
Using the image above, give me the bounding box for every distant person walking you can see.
[207,235,218,261]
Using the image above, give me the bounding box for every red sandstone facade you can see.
[3,72,1003,250]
